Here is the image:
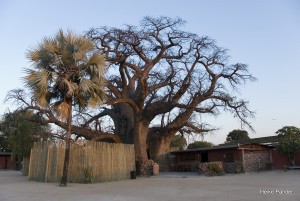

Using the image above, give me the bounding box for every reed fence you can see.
[28,141,135,183]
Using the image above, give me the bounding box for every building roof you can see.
[171,143,273,154]
[0,152,12,156]
[172,144,240,154]
[218,135,279,146]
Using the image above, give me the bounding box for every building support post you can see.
[241,149,245,173]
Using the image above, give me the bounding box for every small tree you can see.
[187,141,213,149]
[226,129,250,143]
[0,132,11,152]
[24,30,107,186]
[0,110,51,169]
[276,126,300,166]
[170,135,187,150]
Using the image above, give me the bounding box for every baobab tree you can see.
[85,16,256,160]
[8,17,255,163]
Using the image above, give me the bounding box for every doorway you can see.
[201,151,208,162]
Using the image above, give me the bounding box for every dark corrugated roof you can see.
[218,136,279,146]
[171,144,241,153]
[0,152,12,156]
[171,143,273,154]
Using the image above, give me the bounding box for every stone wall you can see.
[222,161,243,174]
[244,151,270,172]
[223,151,270,173]
[136,160,157,176]
[176,161,199,172]
[152,163,159,176]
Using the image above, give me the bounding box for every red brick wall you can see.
[176,152,200,162]
[208,149,241,162]
[271,150,291,169]
[176,149,241,163]
[0,156,14,169]
[295,150,300,165]
[271,150,300,169]
[175,148,300,171]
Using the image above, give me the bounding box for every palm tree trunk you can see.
[60,101,72,187]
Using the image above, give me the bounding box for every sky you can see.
[0,0,299,144]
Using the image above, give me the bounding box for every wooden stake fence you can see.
[28,141,135,183]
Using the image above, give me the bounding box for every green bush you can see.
[208,163,224,176]
[266,162,273,170]
[83,168,93,184]
[187,141,213,149]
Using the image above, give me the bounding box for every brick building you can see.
[172,144,299,173]
[0,152,14,169]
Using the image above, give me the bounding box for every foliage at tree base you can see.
[136,160,156,176]
[83,168,93,184]
[198,162,225,177]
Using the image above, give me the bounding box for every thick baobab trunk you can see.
[133,120,150,160]
[148,135,173,160]
[147,134,175,172]
[60,101,72,187]
[149,103,199,159]
[110,104,150,160]
[112,103,135,144]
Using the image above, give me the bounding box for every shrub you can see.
[198,162,224,176]
[208,163,224,176]
[235,168,241,174]
[83,168,93,184]
[266,162,273,170]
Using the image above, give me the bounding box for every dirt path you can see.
[0,170,299,201]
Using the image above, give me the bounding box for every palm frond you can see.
[88,54,106,70]
[54,101,70,121]
[78,78,93,93]
[24,69,53,107]
[25,29,108,115]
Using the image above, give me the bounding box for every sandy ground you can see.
[0,170,299,201]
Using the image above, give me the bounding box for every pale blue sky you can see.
[0,0,299,144]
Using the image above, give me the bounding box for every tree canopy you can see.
[8,16,255,162]
[170,135,187,150]
[0,110,51,157]
[226,129,250,143]
[276,126,300,166]
[187,141,214,149]
[87,16,255,160]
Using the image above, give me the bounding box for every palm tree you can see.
[24,29,107,186]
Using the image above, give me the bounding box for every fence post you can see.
[28,148,33,179]
[45,145,52,182]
